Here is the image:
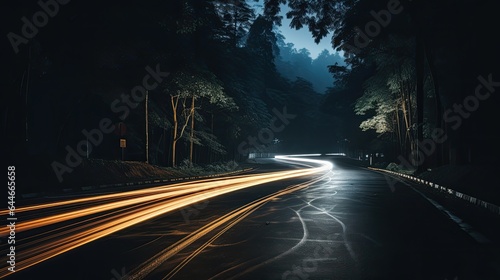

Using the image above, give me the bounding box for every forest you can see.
[2,0,499,186]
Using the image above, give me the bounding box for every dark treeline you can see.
[275,38,345,94]
[263,0,499,169]
[2,0,499,188]
[2,0,338,183]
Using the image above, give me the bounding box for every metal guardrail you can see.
[369,167,500,216]
[248,153,275,159]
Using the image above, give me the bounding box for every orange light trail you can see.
[0,156,332,278]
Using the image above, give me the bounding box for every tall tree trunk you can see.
[395,103,403,154]
[401,93,411,156]
[210,113,214,162]
[25,46,31,143]
[407,0,426,171]
[189,96,195,164]
[145,91,149,163]
[171,96,178,167]
[170,95,193,167]
[425,46,444,166]
[415,30,425,171]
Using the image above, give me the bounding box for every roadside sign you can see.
[120,139,126,148]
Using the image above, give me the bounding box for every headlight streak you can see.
[216,170,338,280]
[0,155,333,279]
[133,175,330,280]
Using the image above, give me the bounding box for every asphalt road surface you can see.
[2,156,499,280]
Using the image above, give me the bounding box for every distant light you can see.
[276,153,321,157]
[324,153,346,156]
[275,155,333,171]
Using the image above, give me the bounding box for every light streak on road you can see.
[276,154,322,157]
[126,164,332,279]
[0,156,332,278]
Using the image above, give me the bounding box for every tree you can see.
[214,0,256,47]
[310,49,342,93]
[262,0,435,166]
[165,68,237,166]
[354,36,419,160]
[246,15,279,66]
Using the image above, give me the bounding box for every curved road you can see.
[2,156,499,279]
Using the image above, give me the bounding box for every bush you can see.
[177,159,203,175]
[205,160,239,173]
[225,160,239,171]
[177,159,239,175]
[385,162,415,174]
[386,162,399,171]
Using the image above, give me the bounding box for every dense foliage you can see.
[3,0,498,182]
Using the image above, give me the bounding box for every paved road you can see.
[3,156,499,279]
